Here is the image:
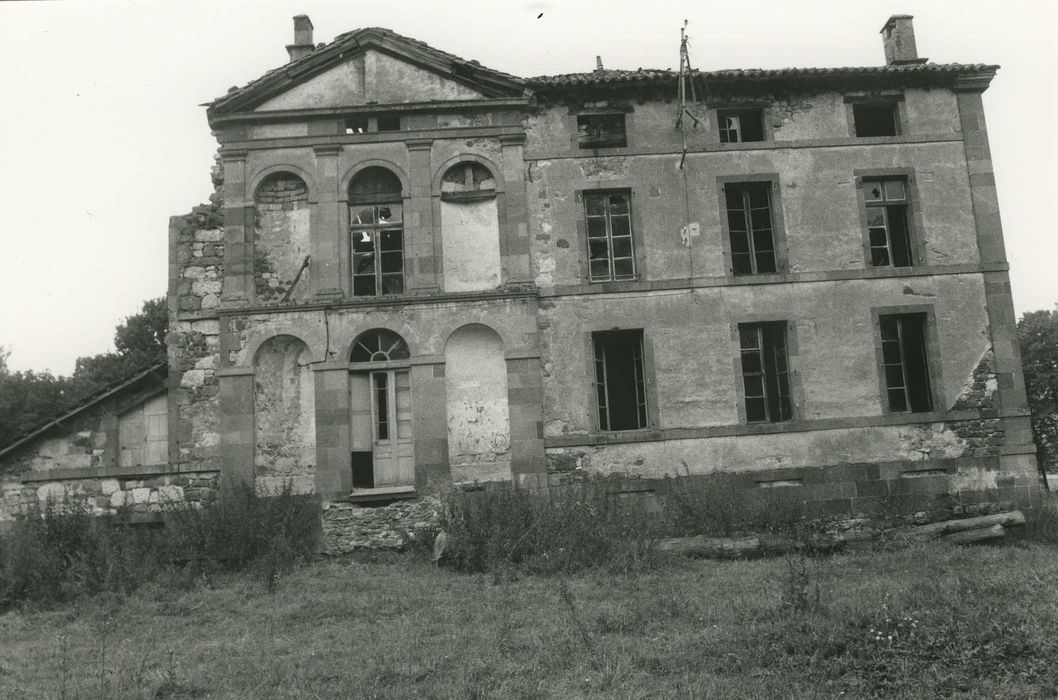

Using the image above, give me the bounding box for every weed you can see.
[778,552,823,615]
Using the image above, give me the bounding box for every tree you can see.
[1017,307,1058,472]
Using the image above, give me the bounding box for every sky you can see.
[0,0,1055,374]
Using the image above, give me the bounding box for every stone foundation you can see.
[321,496,441,553]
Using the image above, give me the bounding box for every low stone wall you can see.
[1,470,220,526]
[321,497,441,554]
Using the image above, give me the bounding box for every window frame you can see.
[716,106,769,144]
[576,113,628,149]
[871,305,945,416]
[580,188,639,283]
[591,329,651,432]
[347,168,406,298]
[854,168,926,269]
[716,174,788,277]
[734,320,796,424]
[845,94,907,138]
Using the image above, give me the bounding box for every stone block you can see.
[130,488,151,504]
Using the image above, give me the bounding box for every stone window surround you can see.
[853,166,928,269]
[715,172,790,278]
[729,315,804,425]
[870,303,947,417]
[568,103,635,154]
[844,92,908,138]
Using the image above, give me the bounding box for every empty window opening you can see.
[739,322,793,423]
[345,115,401,134]
[377,114,401,131]
[577,114,627,148]
[584,190,636,282]
[725,182,777,275]
[349,168,404,297]
[880,313,933,413]
[853,102,899,137]
[593,330,647,431]
[718,108,765,143]
[345,117,370,134]
[864,178,913,267]
[440,161,497,202]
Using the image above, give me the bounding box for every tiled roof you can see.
[527,63,998,87]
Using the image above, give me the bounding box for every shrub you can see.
[657,472,748,537]
[1022,497,1058,544]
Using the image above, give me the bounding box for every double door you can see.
[350,370,413,488]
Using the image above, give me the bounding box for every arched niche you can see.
[348,328,414,489]
[348,167,406,297]
[253,335,316,494]
[444,324,511,483]
[254,172,311,304]
[439,161,502,293]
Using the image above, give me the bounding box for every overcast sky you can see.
[1,0,1055,374]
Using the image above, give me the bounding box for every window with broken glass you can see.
[718,108,765,143]
[593,330,647,431]
[577,114,627,148]
[724,182,777,275]
[864,178,914,267]
[852,102,899,137]
[879,313,933,413]
[584,191,636,282]
[349,167,404,297]
[739,322,793,423]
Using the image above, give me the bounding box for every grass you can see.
[2,541,1057,699]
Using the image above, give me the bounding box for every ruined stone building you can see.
[1,15,1040,535]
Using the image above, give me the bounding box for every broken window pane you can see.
[864,177,914,268]
[879,313,932,413]
[593,330,647,431]
[577,113,627,148]
[583,190,636,282]
[349,168,404,297]
[718,108,765,143]
[738,322,792,423]
[725,182,777,275]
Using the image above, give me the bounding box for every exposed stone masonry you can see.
[254,175,310,304]
[322,497,441,553]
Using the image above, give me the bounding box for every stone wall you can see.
[253,174,311,304]
[321,496,440,553]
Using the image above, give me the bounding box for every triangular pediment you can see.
[209,28,526,118]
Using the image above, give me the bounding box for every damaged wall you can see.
[440,197,501,291]
[253,335,316,493]
[254,173,311,304]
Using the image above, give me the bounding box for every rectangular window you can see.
[725,182,777,275]
[577,114,627,148]
[853,102,899,137]
[593,330,647,431]
[376,114,401,132]
[738,322,793,423]
[584,191,636,281]
[879,313,933,413]
[350,204,404,296]
[864,178,913,267]
[718,108,765,143]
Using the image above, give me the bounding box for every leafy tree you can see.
[1017,307,1058,471]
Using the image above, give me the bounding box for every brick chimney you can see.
[880,15,926,65]
[286,15,314,62]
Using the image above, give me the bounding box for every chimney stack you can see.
[595,56,604,72]
[880,15,926,65]
[286,15,315,62]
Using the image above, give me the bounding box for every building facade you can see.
[161,14,1039,517]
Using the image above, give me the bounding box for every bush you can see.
[1022,497,1058,544]
[657,472,747,537]
[439,477,661,574]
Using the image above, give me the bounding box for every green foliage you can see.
[1018,307,1058,470]
[439,478,661,574]
[0,483,320,609]
[0,369,74,450]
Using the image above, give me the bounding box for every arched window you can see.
[349,167,404,297]
[347,329,413,490]
[350,328,410,363]
[440,162,496,202]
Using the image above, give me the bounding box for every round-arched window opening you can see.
[350,329,410,363]
[440,162,497,202]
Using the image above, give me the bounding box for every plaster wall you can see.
[253,335,316,493]
[440,198,501,291]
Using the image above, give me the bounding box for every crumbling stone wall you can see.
[321,496,440,552]
[254,174,311,304]
[172,204,224,313]
[169,319,220,470]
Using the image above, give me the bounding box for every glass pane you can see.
[864,182,884,202]
[353,253,376,275]
[353,276,376,297]
[739,326,760,350]
[380,252,403,273]
[724,188,744,211]
[727,210,747,233]
[866,209,886,228]
[755,251,777,273]
[381,274,404,295]
[729,229,750,254]
[377,205,403,225]
[884,180,906,201]
[880,318,899,341]
[882,341,902,365]
[732,252,753,275]
[352,208,377,225]
[585,194,606,216]
[745,397,767,422]
[613,258,635,278]
[750,208,772,231]
[610,215,630,238]
[589,259,611,280]
[588,239,610,260]
[885,365,906,389]
[747,186,770,209]
[608,194,629,215]
[740,350,762,374]
[888,389,908,412]
[611,237,633,258]
[352,231,375,253]
[871,248,891,267]
[868,226,888,246]
[380,230,403,252]
[752,228,774,252]
[586,218,608,239]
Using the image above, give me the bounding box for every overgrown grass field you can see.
[2,540,1057,699]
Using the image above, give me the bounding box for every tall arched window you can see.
[348,329,413,489]
[349,167,404,297]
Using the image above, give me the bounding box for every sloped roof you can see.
[208,26,528,119]
[527,63,998,88]
[0,361,167,459]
